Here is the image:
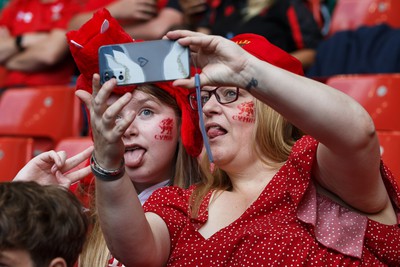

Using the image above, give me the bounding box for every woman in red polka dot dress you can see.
[85,30,400,266]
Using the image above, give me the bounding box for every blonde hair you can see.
[79,85,205,267]
[190,98,301,217]
[243,0,276,21]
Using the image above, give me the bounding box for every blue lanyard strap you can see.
[195,73,213,163]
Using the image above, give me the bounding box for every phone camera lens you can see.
[118,75,124,81]
[104,72,110,81]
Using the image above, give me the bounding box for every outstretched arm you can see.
[13,146,93,188]
[167,30,392,221]
[75,74,170,266]
[68,0,157,31]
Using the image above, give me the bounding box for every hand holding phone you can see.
[98,39,190,85]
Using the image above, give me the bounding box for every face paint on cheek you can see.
[154,117,174,141]
[232,101,256,123]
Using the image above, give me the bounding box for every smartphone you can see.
[98,39,190,85]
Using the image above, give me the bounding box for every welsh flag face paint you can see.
[155,118,174,141]
[232,101,255,123]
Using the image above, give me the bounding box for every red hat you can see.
[66,8,202,157]
[66,8,135,95]
[230,33,304,76]
[154,82,202,157]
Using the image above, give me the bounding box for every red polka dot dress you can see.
[143,136,400,266]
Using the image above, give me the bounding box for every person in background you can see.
[81,29,399,266]
[0,181,89,267]
[177,0,210,30]
[0,0,83,88]
[194,0,322,69]
[68,0,183,40]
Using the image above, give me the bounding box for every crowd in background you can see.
[0,0,337,90]
[3,1,400,267]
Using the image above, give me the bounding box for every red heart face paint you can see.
[155,117,174,141]
[232,101,255,123]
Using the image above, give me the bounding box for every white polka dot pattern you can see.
[143,136,400,266]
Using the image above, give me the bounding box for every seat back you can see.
[329,0,400,35]
[0,85,83,154]
[54,136,93,172]
[0,66,6,88]
[0,137,33,182]
[326,74,400,131]
[327,74,400,182]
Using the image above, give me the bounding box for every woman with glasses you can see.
[84,30,400,266]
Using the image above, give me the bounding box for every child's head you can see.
[107,83,203,189]
[0,181,88,267]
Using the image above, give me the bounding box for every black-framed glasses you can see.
[188,87,239,110]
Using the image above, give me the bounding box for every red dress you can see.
[144,136,400,266]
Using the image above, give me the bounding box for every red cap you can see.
[230,33,304,76]
[66,8,135,94]
[66,8,203,157]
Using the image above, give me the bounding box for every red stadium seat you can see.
[0,85,83,155]
[0,137,33,182]
[329,0,400,35]
[0,66,6,88]
[326,74,400,131]
[55,136,93,201]
[377,131,400,183]
[55,136,93,166]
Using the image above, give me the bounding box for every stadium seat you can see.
[0,85,83,155]
[329,0,400,35]
[377,131,400,183]
[54,136,93,172]
[55,136,93,199]
[326,74,400,131]
[0,137,33,182]
[0,66,6,88]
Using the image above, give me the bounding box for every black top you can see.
[200,0,322,52]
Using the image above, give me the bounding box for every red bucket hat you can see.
[66,8,202,157]
[230,33,304,76]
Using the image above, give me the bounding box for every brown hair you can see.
[79,84,205,267]
[0,181,88,267]
[190,96,301,217]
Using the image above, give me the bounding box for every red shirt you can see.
[144,136,400,266]
[82,0,171,13]
[0,0,81,87]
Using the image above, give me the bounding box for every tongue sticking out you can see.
[124,148,145,167]
[207,127,227,139]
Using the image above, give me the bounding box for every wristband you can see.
[15,35,24,51]
[90,153,125,181]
